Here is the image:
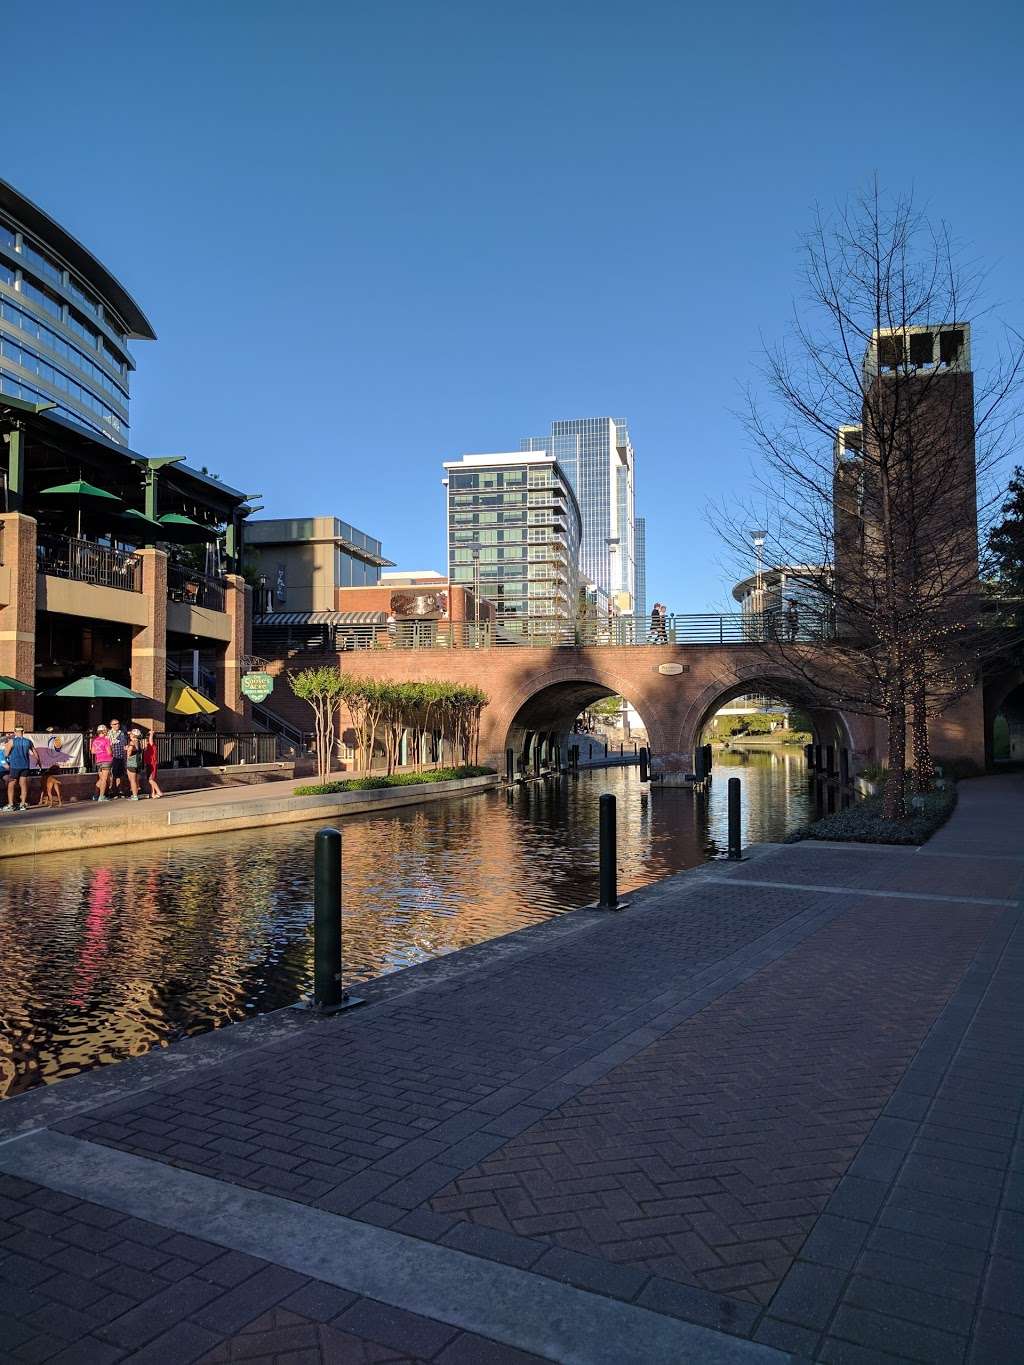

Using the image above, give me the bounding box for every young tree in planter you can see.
[288,666,344,783]
[714,184,1023,818]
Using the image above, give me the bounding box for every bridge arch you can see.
[487,659,673,769]
[678,669,864,763]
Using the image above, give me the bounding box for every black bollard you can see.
[506,748,514,785]
[805,743,814,769]
[313,828,342,1009]
[703,743,713,776]
[639,746,649,782]
[727,777,742,860]
[595,793,628,909]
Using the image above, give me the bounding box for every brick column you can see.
[0,512,37,730]
[131,548,167,733]
[216,574,252,733]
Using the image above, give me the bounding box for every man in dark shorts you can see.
[3,725,38,812]
[108,717,128,797]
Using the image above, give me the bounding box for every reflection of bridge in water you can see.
[261,610,986,777]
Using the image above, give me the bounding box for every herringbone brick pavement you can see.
[53,882,808,1216]
[431,898,995,1305]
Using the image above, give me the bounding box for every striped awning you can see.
[254,611,388,626]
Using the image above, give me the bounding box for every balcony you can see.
[37,532,142,593]
[167,563,227,611]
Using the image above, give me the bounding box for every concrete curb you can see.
[0,773,500,858]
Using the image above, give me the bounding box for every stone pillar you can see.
[216,574,252,733]
[0,513,37,730]
[131,548,167,733]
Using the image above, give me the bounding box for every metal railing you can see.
[253,610,836,654]
[37,532,142,593]
[166,656,218,699]
[153,731,279,768]
[167,563,227,611]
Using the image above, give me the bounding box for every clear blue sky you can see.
[6,0,1022,610]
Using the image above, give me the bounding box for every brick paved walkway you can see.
[1,774,1022,1363]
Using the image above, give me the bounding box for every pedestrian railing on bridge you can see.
[253,609,835,655]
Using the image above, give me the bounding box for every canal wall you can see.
[0,773,501,859]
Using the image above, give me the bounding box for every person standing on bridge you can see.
[785,599,800,642]
[651,603,668,644]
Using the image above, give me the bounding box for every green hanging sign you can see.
[241,671,274,704]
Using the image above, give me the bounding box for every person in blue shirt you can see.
[3,725,38,812]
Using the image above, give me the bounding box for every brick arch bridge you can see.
[263,643,985,773]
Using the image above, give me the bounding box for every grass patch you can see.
[295,765,496,796]
[787,783,958,846]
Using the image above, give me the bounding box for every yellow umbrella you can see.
[166,681,220,716]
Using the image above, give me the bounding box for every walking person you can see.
[107,718,128,797]
[90,725,114,801]
[785,599,800,643]
[125,728,144,800]
[2,725,38,812]
[142,730,163,799]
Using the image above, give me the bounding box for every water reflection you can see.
[0,752,812,1098]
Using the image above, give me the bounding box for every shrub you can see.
[294,765,495,796]
[786,785,957,846]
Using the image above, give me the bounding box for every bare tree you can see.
[713,183,1023,818]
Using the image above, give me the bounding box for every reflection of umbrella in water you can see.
[167,681,219,716]
[39,479,122,537]
[43,676,149,701]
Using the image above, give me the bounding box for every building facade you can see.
[245,516,391,615]
[635,515,647,625]
[521,417,637,615]
[1,398,253,737]
[0,180,154,448]
[443,450,581,636]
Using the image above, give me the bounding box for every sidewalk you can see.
[1,776,1022,1363]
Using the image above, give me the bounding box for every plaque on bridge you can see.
[657,663,688,675]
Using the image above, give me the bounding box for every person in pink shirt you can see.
[90,725,114,802]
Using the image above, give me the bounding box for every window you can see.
[0,261,12,288]
[18,276,62,320]
[67,308,99,348]
[67,276,100,317]
[19,239,62,286]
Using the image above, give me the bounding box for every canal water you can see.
[0,748,814,1098]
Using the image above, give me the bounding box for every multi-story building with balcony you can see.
[443,450,581,640]
[521,417,637,618]
[0,179,154,448]
[0,184,254,739]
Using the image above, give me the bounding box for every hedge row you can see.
[294,765,496,796]
[786,784,957,846]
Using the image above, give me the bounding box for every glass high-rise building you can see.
[635,515,647,624]
[522,417,637,615]
[0,179,153,445]
[443,451,581,633]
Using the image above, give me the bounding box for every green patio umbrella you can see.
[157,513,221,543]
[44,675,148,701]
[116,507,165,542]
[0,676,34,692]
[39,479,122,536]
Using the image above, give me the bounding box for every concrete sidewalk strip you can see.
[0,1130,783,1365]
[705,875,1018,907]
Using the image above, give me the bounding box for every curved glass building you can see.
[0,179,154,445]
